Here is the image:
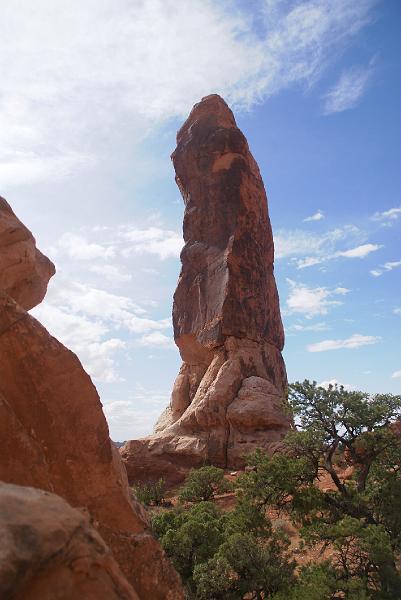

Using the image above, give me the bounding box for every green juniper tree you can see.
[237,381,401,599]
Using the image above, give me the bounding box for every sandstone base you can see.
[121,337,291,486]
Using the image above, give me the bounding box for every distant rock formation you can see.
[0,197,183,600]
[0,482,138,600]
[122,95,291,486]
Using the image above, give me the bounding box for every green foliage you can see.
[132,478,166,506]
[151,497,293,599]
[272,563,338,600]
[236,381,401,599]
[178,465,232,503]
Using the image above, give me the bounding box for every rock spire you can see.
[121,94,291,485]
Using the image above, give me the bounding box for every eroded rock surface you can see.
[0,198,183,599]
[0,482,138,600]
[122,95,291,486]
[0,196,55,310]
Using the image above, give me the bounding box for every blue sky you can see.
[1,0,400,441]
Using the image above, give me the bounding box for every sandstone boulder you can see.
[0,196,55,310]
[0,482,138,600]
[122,95,291,486]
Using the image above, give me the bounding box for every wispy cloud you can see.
[307,333,380,352]
[323,62,374,114]
[285,279,349,319]
[287,321,329,333]
[304,210,325,222]
[103,387,171,440]
[119,227,183,260]
[370,259,401,277]
[274,225,362,260]
[371,206,401,227]
[335,243,382,259]
[0,0,377,187]
[31,277,173,381]
[392,370,401,379]
[52,226,183,262]
[394,308,401,315]
[275,225,381,270]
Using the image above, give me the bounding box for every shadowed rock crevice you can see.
[122,95,292,486]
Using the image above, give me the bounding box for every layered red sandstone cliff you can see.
[122,95,291,485]
[0,197,183,599]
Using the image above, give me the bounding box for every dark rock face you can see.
[122,95,291,486]
[0,197,184,600]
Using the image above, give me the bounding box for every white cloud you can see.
[0,151,94,187]
[285,279,349,318]
[31,276,173,382]
[318,379,353,390]
[335,243,382,259]
[0,0,377,186]
[56,233,116,260]
[323,63,373,114]
[120,227,183,260]
[103,388,171,439]
[296,256,325,269]
[334,287,350,295]
[304,210,325,222]
[274,224,361,260]
[53,226,183,262]
[369,259,401,277]
[371,206,401,226]
[138,331,174,349]
[394,308,401,315]
[307,333,380,352]
[288,321,329,332]
[274,226,380,269]
[31,303,125,382]
[384,260,401,270]
[392,371,401,379]
[89,264,132,284]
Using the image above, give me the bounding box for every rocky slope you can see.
[122,95,291,486]
[0,197,183,599]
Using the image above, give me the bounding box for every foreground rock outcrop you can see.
[0,197,183,599]
[0,196,55,310]
[122,95,291,486]
[0,482,138,600]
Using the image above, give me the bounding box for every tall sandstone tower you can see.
[122,95,291,485]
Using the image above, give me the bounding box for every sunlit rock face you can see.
[0,196,55,310]
[0,482,140,600]
[121,95,291,486]
[0,197,184,600]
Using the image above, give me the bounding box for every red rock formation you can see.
[0,482,138,600]
[122,95,291,486]
[0,196,55,310]
[0,198,183,599]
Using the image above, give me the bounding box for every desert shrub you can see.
[178,465,232,503]
[133,478,166,506]
[151,500,294,599]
